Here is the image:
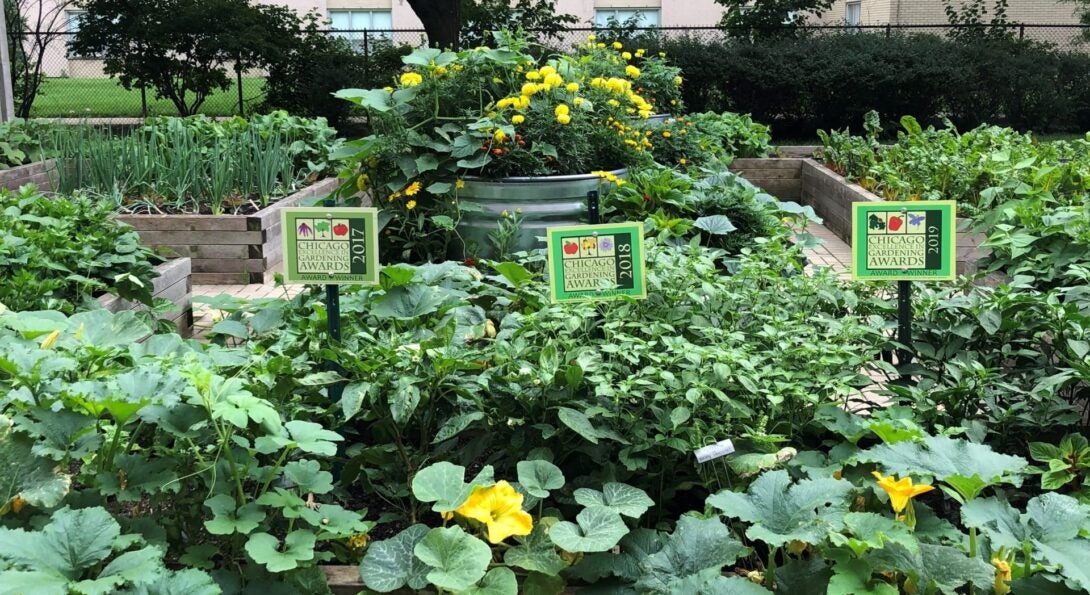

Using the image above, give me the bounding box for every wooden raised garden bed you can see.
[117,178,342,285]
[0,159,55,191]
[96,257,194,337]
[731,158,1001,283]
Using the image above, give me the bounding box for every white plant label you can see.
[694,439,735,463]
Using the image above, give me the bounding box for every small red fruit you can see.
[333,223,349,236]
[888,216,903,231]
[563,242,579,255]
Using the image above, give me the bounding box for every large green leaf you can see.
[635,515,748,594]
[244,531,316,573]
[573,482,654,519]
[0,506,119,579]
[411,462,473,513]
[550,507,630,553]
[962,493,1090,592]
[463,567,518,595]
[829,512,919,558]
[359,524,430,593]
[517,460,565,498]
[868,543,993,595]
[414,526,492,591]
[0,417,71,513]
[285,420,343,456]
[203,494,265,536]
[504,520,568,576]
[371,284,457,320]
[122,568,221,595]
[707,470,851,547]
[856,435,1026,500]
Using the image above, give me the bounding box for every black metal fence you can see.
[11,23,1090,119]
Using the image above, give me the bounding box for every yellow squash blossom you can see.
[456,481,532,543]
[40,330,61,349]
[512,114,525,125]
[400,72,423,87]
[406,200,417,210]
[405,181,423,196]
[455,179,466,190]
[992,558,1012,595]
[434,66,448,76]
[871,471,935,513]
[494,129,507,143]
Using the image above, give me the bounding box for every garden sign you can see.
[281,207,380,285]
[851,200,956,281]
[546,222,647,304]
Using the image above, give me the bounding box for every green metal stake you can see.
[324,196,344,401]
[896,279,913,377]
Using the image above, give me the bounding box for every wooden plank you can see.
[151,258,191,292]
[134,230,265,245]
[730,158,803,170]
[732,168,802,180]
[116,214,251,232]
[191,258,268,273]
[744,179,801,199]
[153,244,250,260]
[777,145,820,158]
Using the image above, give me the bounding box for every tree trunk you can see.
[405,0,460,49]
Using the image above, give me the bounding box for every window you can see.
[594,9,661,29]
[846,2,862,27]
[329,9,393,44]
[66,10,85,33]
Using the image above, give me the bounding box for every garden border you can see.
[96,257,194,337]
[730,158,999,282]
[117,178,343,285]
[0,159,55,191]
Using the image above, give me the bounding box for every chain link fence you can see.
[11,24,1090,119]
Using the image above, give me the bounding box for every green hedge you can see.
[652,33,1090,137]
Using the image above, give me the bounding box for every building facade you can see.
[819,0,1081,26]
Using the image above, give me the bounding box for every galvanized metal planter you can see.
[456,168,626,258]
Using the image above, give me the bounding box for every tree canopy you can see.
[405,0,577,49]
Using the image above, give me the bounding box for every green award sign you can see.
[851,201,956,282]
[546,223,647,304]
[281,207,379,285]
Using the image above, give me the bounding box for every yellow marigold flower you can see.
[573,97,585,106]
[993,558,1012,595]
[526,71,541,80]
[659,52,667,57]
[608,99,620,107]
[540,65,556,76]
[356,174,370,191]
[639,110,651,118]
[626,65,641,78]
[406,200,417,210]
[613,42,623,49]
[625,139,637,147]
[871,471,935,513]
[455,179,466,190]
[626,108,635,114]
[587,34,597,41]
[557,114,571,125]
[405,181,422,196]
[597,43,606,49]
[434,66,448,76]
[383,86,394,93]
[494,129,507,143]
[512,114,525,124]
[679,158,688,165]
[544,74,564,87]
[517,96,530,109]
[496,97,512,109]
[554,103,570,116]
[591,77,605,88]
[521,83,538,97]
[636,49,646,57]
[400,72,423,87]
[388,191,402,202]
[566,82,580,93]
[622,51,632,60]
[674,76,683,86]
[40,330,61,349]
[662,131,672,138]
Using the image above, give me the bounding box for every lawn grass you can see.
[30,77,266,118]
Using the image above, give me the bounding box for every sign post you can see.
[852,200,956,373]
[546,222,647,304]
[281,205,380,398]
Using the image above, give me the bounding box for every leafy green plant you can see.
[1030,434,1090,496]
[0,118,52,169]
[0,506,219,594]
[0,185,162,313]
